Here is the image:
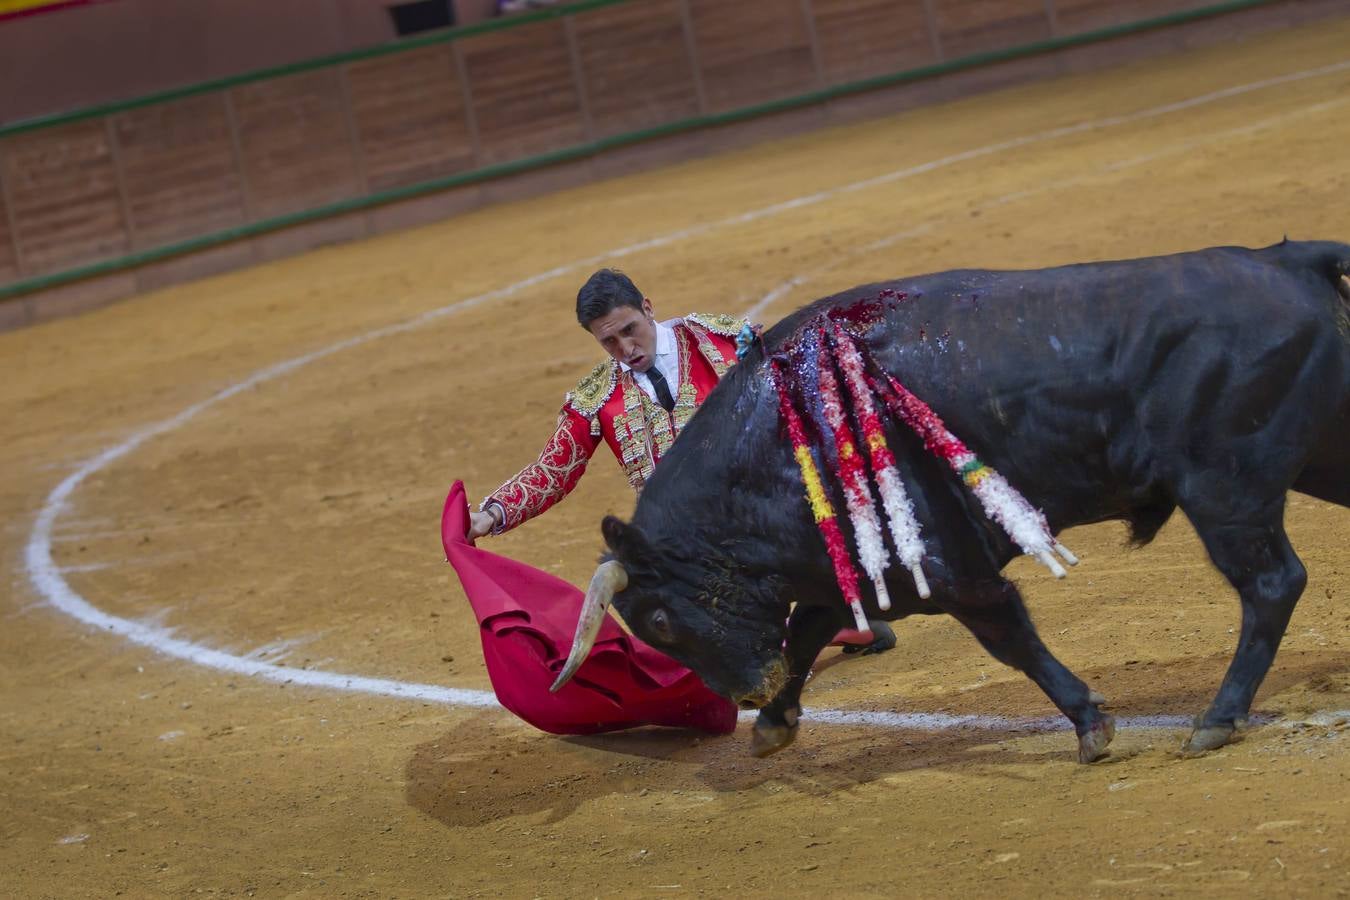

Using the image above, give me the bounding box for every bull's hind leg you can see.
[949,580,1114,762]
[1184,503,1307,754]
[751,603,843,758]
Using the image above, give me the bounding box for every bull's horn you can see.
[549,560,629,693]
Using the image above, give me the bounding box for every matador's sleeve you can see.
[480,406,601,534]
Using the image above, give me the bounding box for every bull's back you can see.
[768,241,1350,529]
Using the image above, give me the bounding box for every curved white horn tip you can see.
[549,666,578,694]
[549,560,629,693]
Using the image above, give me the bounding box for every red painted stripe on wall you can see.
[0,0,114,23]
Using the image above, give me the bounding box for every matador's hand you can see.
[467,508,500,540]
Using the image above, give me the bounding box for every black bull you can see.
[559,240,1350,762]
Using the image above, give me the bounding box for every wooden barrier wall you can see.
[0,0,1343,325]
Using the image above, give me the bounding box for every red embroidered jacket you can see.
[482,313,747,533]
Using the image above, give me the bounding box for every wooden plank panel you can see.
[347,45,478,193]
[0,177,18,284]
[573,0,700,139]
[232,69,363,220]
[0,296,29,331]
[1052,0,1213,36]
[811,0,937,86]
[933,0,1052,59]
[1,121,130,274]
[689,0,817,113]
[112,94,247,249]
[459,19,586,165]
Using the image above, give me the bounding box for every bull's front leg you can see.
[751,603,848,758]
[949,580,1115,763]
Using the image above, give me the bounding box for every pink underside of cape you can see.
[441,482,737,736]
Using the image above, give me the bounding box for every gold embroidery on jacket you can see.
[685,314,743,378]
[685,312,745,337]
[566,360,618,420]
[484,410,593,530]
[613,327,698,491]
[614,372,651,489]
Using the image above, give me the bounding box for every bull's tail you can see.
[1281,240,1350,508]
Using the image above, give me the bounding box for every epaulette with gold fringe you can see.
[565,359,619,420]
[684,312,746,337]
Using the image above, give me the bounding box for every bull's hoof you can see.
[1181,719,1236,756]
[1088,689,1107,707]
[750,708,799,758]
[1077,714,1115,763]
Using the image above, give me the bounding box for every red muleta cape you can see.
[441,481,737,736]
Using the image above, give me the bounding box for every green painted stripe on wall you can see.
[0,0,1288,301]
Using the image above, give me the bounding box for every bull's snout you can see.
[730,655,790,709]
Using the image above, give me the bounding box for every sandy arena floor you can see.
[2,17,1348,899]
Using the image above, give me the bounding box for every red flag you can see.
[441,482,737,735]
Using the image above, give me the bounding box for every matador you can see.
[471,272,750,535]
[467,268,893,653]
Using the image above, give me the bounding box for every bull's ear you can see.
[601,515,653,564]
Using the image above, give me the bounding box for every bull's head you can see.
[549,515,791,708]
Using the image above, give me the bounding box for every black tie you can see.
[646,364,676,413]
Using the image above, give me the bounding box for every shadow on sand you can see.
[404,649,1347,829]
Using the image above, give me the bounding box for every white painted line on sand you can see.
[22,59,1350,736]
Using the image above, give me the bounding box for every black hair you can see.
[576,268,644,329]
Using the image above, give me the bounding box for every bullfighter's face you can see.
[602,517,791,708]
[587,299,660,373]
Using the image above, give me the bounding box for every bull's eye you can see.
[647,608,674,643]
